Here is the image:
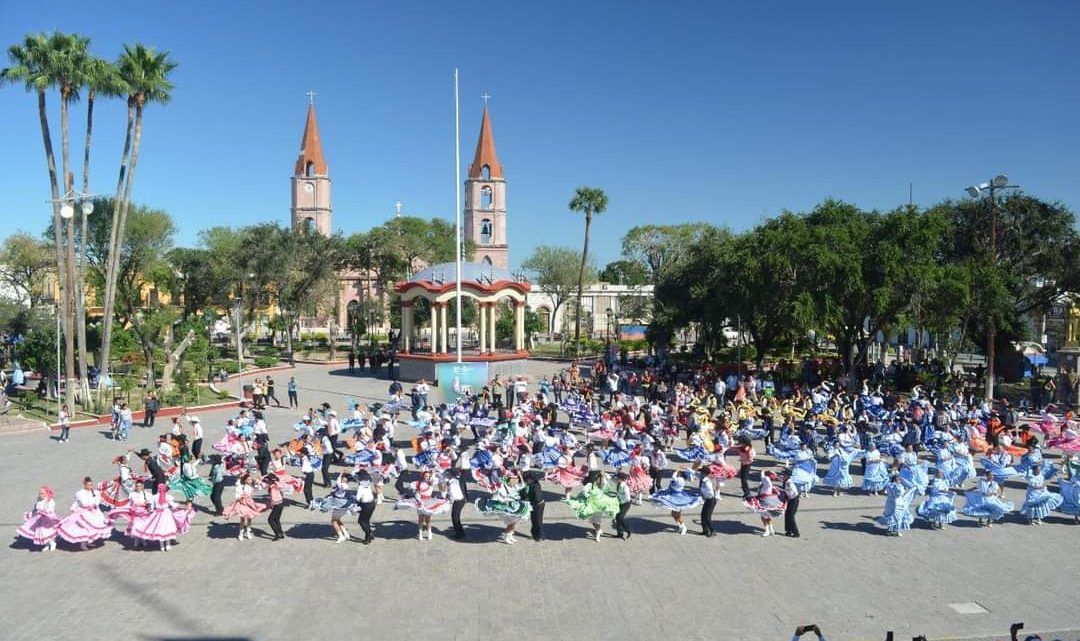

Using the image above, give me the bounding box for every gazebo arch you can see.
[397,261,531,355]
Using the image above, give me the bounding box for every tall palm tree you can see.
[99,43,176,398]
[75,55,119,405]
[569,186,608,353]
[1,32,86,409]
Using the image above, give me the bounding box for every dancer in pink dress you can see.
[626,453,654,504]
[131,484,191,551]
[269,448,304,495]
[223,473,267,541]
[109,480,154,546]
[545,449,588,499]
[57,477,112,550]
[395,470,450,541]
[16,486,60,552]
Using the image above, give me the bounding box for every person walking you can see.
[265,376,280,408]
[736,438,755,499]
[783,468,801,538]
[348,350,356,374]
[265,475,286,541]
[614,472,633,540]
[699,468,718,537]
[287,376,298,409]
[320,430,334,488]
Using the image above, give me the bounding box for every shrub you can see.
[254,355,279,369]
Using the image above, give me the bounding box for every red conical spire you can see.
[294,103,328,176]
[468,105,503,179]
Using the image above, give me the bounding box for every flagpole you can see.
[454,68,463,364]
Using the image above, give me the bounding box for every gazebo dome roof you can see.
[408,261,521,286]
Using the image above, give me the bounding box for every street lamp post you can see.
[965,174,1018,403]
[234,296,244,400]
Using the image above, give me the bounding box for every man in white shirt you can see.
[188,416,204,459]
[714,378,727,402]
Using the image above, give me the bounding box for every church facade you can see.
[288,100,512,336]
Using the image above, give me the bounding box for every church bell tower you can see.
[291,97,332,235]
[463,103,508,269]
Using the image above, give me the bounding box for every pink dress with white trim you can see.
[16,497,60,546]
[130,486,189,542]
[57,489,112,544]
[222,484,267,520]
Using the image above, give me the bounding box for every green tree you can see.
[522,245,594,342]
[569,186,608,350]
[0,232,54,307]
[598,259,648,286]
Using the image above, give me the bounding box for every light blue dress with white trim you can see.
[961,478,1013,522]
[1018,472,1063,520]
[877,479,915,533]
[820,447,856,489]
[790,450,818,493]
[1057,478,1080,518]
[862,449,889,492]
[898,454,930,495]
[916,477,957,526]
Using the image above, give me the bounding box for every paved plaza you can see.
[3,362,1078,641]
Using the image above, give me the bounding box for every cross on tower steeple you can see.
[306,90,317,105]
[480,91,491,105]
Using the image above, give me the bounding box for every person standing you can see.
[57,404,71,443]
[266,475,286,541]
[783,468,801,538]
[348,350,355,374]
[355,470,376,544]
[491,375,504,409]
[614,472,633,540]
[119,402,133,440]
[299,448,315,505]
[207,455,226,516]
[736,439,755,499]
[136,448,168,493]
[699,469,717,537]
[447,468,467,539]
[189,416,204,459]
[524,472,546,542]
[143,392,159,427]
[287,376,298,409]
[417,379,430,410]
[320,430,334,487]
[265,376,280,408]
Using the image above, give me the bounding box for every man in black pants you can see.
[355,471,376,544]
[614,472,632,540]
[448,469,467,539]
[207,455,226,515]
[782,468,800,538]
[319,430,334,487]
[699,469,717,537]
[265,376,280,407]
[524,473,545,542]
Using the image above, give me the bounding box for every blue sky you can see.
[2,1,1078,270]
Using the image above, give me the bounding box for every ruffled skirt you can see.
[1020,488,1063,519]
[648,487,703,513]
[743,493,786,517]
[567,489,620,520]
[674,446,709,463]
[862,460,889,492]
[916,493,957,525]
[222,496,267,520]
[169,476,213,500]
[310,490,359,514]
[627,466,654,493]
[545,466,587,489]
[57,506,112,544]
[395,496,451,517]
[17,510,60,545]
[474,496,531,524]
[601,448,632,468]
[272,469,305,495]
[130,507,185,542]
[961,491,1013,521]
[1046,434,1080,453]
[820,457,853,489]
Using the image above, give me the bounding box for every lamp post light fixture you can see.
[234,296,244,400]
[964,174,1019,403]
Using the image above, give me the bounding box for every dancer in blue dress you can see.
[877,473,916,537]
[1056,473,1080,522]
[861,443,889,495]
[819,445,856,496]
[981,444,1020,484]
[1018,464,1063,525]
[648,468,703,535]
[789,444,818,496]
[898,445,929,495]
[916,469,957,529]
[961,470,1013,527]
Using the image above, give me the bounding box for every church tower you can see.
[291,100,332,235]
[464,104,508,269]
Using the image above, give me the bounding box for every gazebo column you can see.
[439,303,449,354]
[429,302,438,354]
[402,301,413,353]
[515,301,526,352]
[478,303,488,354]
[490,304,499,353]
